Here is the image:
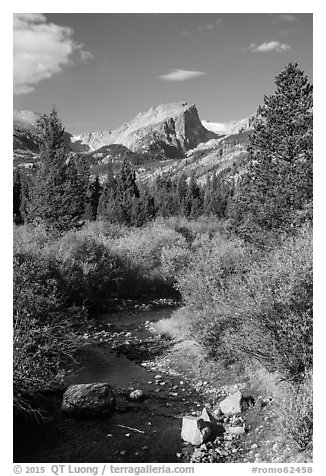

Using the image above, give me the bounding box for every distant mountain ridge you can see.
[71,102,219,157]
[13,103,254,181]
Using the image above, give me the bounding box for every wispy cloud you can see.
[249,41,291,53]
[158,69,207,81]
[272,14,297,23]
[198,18,223,31]
[182,18,223,35]
[14,13,92,95]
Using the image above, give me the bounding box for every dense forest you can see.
[13,63,313,462]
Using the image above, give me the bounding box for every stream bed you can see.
[14,305,205,463]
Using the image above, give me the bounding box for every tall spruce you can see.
[27,107,87,231]
[85,175,102,221]
[13,169,22,224]
[97,165,116,220]
[115,158,140,225]
[230,62,313,241]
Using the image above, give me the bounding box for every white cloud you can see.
[14,13,92,95]
[158,69,207,81]
[249,41,291,53]
[277,14,297,22]
[198,18,223,31]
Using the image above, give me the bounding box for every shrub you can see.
[176,225,312,380]
[223,225,313,379]
[273,372,313,456]
[49,230,124,307]
[13,252,86,415]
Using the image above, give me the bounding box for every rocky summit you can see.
[72,102,219,157]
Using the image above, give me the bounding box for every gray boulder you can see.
[219,391,243,415]
[181,416,203,446]
[62,383,115,417]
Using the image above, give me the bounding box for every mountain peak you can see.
[72,101,218,156]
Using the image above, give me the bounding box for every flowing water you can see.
[14,306,203,463]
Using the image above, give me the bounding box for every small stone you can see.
[251,443,258,450]
[129,389,145,401]
[227,426,245,435]
[155,375,162,380]
[255,453,260,458]
[142,446,149,450]
[106,433,113,437]
[125,433,131,438]
[272,443,278,452]
[232,448,238,453]
[120,450,126,456]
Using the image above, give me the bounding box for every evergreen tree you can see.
[115,159,140,225]
[27,107,86,231]
[135,184,156,225]
[85,175,102,221]
[176,173,188,215]
[230,62,313,240]
[186,173,202,217]
[97,165,117,221]
[13,169,22,224]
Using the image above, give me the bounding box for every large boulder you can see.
[219,391,255,415]
[62,383,115,417]
[219,391,243,415]
[181,416,203,446]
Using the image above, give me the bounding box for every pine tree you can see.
[115,159,140,225]
[230,62,313,240]
[177,173,188,215]
[186,173,202,217]
[13,169,22,224]
[85,175,102,221]
[27,107,87,231]
[97,165,117,221]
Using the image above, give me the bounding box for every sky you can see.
[13,12,313,134]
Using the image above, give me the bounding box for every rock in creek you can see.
[62,383,115,417]
[128,389,145,401]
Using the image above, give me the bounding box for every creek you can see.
[14,305,203,463]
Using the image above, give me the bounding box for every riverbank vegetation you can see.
[13,63,313,462]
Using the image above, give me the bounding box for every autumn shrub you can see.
[109,223,188,295]
[222,225,313,380]
[49,230,124,307]
[273,372,313,456]
[13,252,87,415]
[176,225,312,380]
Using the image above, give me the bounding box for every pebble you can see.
[125,433,131,438]
[251,443,258,450]
[120,451,126,456]
[142,446,149,450]
[155,375,162,380]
